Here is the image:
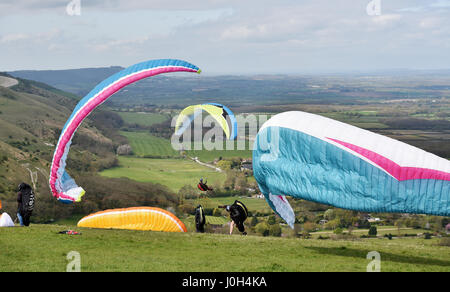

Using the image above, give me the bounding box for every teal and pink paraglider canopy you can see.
[253,111,450,227]
[50,59,201,203]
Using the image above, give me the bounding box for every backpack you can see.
[195,205,206,232]
[21,186,35,213]
[233,200,248,219]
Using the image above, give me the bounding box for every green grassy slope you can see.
[119,131,178,157]
[99,156,226,192]
[0,224,448,272]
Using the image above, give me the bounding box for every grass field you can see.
[1,224,449,272]
[185,215,230,226]
[120,131,179,157]
[121,129,252,162]
[310,226,432,238]
[186,141,252,162]
[99,156,226,192]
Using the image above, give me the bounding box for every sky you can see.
[0,0,450,74]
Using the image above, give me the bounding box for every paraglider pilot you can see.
[219,200,248,235]
[17,183,35,226]
[195,205,206,233]
[198,178,213,192]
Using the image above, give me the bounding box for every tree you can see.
[234,173,248,191]
[302,222,317,233]
[324,218,340,230]
[324,209,335,220]
[267,215,276,225]
[212,208,222,217]
[368,225,377,237]
[217,160,232,171]
[334,227,343,235]
[178,184,198,200]
[269,224,282,237]
[255,222,270,237]
[250,216,258,227]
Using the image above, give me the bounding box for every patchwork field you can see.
[121,129,252,162]
[99,156,226,192]
[186,141,253,162]
[119,131,179,157]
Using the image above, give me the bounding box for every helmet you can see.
[18,183,27,191]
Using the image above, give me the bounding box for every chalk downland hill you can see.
[0,76,177,222]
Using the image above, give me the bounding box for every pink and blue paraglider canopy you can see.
[50,59,201,203]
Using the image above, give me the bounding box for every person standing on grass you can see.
[195,205,206,233]
[17,183,35,226]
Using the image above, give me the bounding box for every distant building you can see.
[319,219,328,225]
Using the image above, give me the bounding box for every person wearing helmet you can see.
[197,178,213,192]
[17,183,35,226]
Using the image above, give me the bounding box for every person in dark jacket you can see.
[197,178,213,192]
[17,183,35,226]
[219,200,248,235]
[195,205,206,233]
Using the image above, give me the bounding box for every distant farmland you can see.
[100,156,226,192]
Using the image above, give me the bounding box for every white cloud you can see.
[0,33,29,43]
[1,0,450,72]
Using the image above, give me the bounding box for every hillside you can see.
[9,67,123,97]
[1,224,448,272]
[0,76,178,223]
[0,76,18,88]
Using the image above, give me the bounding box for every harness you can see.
[234,201,248,219]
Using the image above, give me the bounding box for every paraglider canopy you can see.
[253,111,450,228]
[77,207,187,232]
[174,103,237,140]
[50,59,201,204]
[0,213,14,227]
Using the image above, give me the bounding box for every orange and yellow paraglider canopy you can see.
[77,207,187,232]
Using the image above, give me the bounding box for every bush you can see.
[368,226,377,237]
[334,227,343,235]
[269,224,282,237]
[178,203,195,215]
[250,216,258,227]
[423,232,432,239]
[255,222,270,237]
[267,215,276,225]
[212,208,222,217]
